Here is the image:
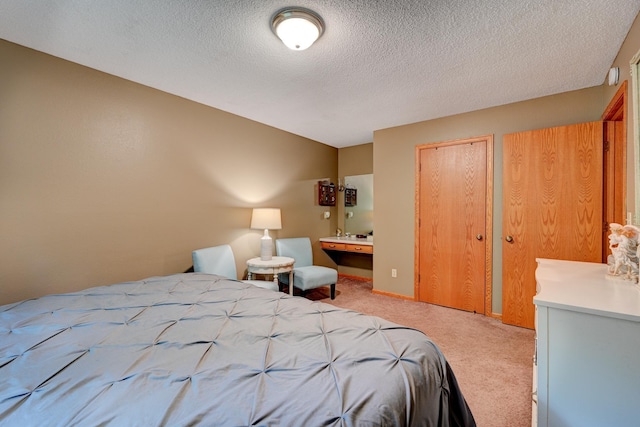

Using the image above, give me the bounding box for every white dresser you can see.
[533,258,640,427]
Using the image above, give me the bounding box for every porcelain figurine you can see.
[607,223,640,282]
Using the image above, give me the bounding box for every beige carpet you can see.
[301,276,535,427]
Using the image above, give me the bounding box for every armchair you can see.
[275,237,338,299]
[192,245,279,291]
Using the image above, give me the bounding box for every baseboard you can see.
[371,289,506,319]
[338,273,372,282]
[371,288,415,301]
[349,275,504,318]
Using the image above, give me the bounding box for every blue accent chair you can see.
[275,237,338,299]
[192,245,279,291]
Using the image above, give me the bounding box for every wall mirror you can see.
[344,174,373,235]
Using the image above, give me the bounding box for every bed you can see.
[0,273,475,426]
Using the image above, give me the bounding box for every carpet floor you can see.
[299,276,536,427]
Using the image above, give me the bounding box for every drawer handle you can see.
[354,247,362,250]
[329,244,336,248]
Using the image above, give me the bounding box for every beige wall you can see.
[604,11,640,217]
[0,40,338,305]
[374,88,604,314]
[338,143,373,178]
[4,11,638,309]
[374,11,640,316]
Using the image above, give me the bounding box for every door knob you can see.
[476,234,483,241]
[505,235,514,243]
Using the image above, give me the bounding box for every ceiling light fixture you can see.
[271,7,324,51]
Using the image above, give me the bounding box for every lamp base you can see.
[260,232,273,261]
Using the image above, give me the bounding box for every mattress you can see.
[0,273,475,426]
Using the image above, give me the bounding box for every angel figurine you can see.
[607,223,640,282]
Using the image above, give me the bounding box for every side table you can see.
[247,256,295,295]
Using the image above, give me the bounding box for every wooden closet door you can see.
[416,138,487,314]
[502,122,603,329]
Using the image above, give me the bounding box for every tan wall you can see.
[335,143,374,278]
[375,12,640,316]
[338,143,373,178]
[0,40,338,305]
[604,11,640,217]
[374,87,604,314]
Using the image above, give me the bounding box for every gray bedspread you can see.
[0,273,474,426]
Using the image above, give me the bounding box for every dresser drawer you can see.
[321,242,347,251]
[344,243,373,254]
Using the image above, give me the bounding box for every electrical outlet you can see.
[391,269,397,278]
[323,211,330,219]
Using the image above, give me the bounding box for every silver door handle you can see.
[505,235,514,243]
[476,234,483,241]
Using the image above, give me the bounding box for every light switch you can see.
[323,211,330,219]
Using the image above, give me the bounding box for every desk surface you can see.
[320,236,373,246]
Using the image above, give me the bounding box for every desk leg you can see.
[273,271,278,290]
[289,270,293,296]
[248,271,253,280]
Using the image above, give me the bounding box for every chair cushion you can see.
[283,266,337,291]
[243,280,279,292]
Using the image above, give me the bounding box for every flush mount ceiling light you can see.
[271,7,324,51]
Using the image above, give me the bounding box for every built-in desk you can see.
[320,236,373,254]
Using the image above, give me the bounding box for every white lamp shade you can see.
[275,17,320,50]
[251,208,281,260]
[251,208,282,230]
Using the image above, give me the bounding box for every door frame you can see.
[601,80,627,232]
[414,135,494,316]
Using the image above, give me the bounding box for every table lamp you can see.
[251,208,282,260]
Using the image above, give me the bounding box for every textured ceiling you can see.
[1,1,639,148]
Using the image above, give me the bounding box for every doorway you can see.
[415,135,493,314]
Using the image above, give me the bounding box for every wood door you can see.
[502,122,603,329]
[416,137,490,314]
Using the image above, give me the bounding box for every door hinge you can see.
[603,221,609,233]
[604,140,610,152]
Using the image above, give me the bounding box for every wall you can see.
[0,40,338,305]
[604,11,640,217]
[335,143,373,278]
[374,12,640,316]
[374,88,604,314]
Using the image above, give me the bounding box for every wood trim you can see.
[484,135,494,317]
[414,146,421,300]
[601,80,627,227]
[631,49,640,216]
[414,134,494,315]
[338,273,372,282]
[601,80,627,122]
[488,312,502,321]
[372,288,414,301]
